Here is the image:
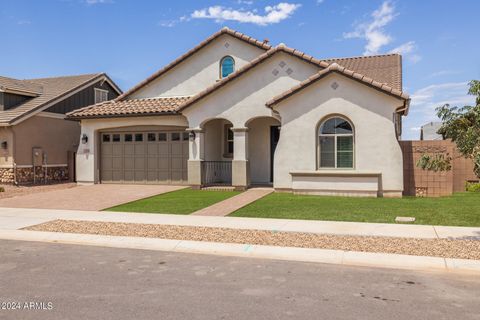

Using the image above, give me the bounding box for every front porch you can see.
[187,117,280,190]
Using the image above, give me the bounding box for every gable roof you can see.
[67,96,190,119]
[176,44,331,112]
[324,53,402,91]
[116,27,272,101]
[0,76,43,96]
[265,63,410,114]
[0,73,122,125]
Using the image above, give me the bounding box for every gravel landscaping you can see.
[0,183,76,200]
[24,219,480,260]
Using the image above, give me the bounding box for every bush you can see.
[466,182,480,192]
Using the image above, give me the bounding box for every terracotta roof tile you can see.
[116,27,271,101]
[67,96,191,119]
[265,63,410,114]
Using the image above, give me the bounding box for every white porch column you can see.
[232,127,249,190]
[187,128,204,188]
[75,125,97,184]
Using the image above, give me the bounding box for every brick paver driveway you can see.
[0,184,187,211]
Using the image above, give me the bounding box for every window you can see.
[134,133,143,142]
[224,124,234,156]
[318,117,354,169]
[94,88,109,104]
[102,134,110,142]
[220,56,235,78]
[147,133,156,142]
[158,133,167,141]
[124,134,133,142]
[171,132,180,141]
[112,134,121,142]
[182,132,189,141]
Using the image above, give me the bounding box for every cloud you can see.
[343,1,396,55]
[426,70,461,79]
[388,41,421,63]
[158,15,189,28]
[17,19,31,25]
[191,2,301,26]
[316,0,325,4]
[85,0,113,4]
[402,82,475,139]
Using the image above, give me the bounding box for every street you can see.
[0,240,479,320]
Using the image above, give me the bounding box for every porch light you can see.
[1,141,7,149]
[81,134,88,144]
[189,131,196,141]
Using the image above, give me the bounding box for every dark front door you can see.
[270,126,280,183]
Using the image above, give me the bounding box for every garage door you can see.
[100,131,189,184]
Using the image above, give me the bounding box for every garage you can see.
[100,130,189,184]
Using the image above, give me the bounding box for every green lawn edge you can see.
[230,192,480,227]
[105,188,241,215]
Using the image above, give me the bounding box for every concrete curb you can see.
[1,229,479,275]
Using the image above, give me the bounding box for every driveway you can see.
[0,184,186,211]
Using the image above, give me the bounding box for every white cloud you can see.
[237,0,254,5]
[343,1,396,55]
[389,41,421,63]
[316,0,325,4]
[191,2,301,26]
[402,82,475,140]
[85,0,113,4]
[426,70,460,79]
[17,19,31,25]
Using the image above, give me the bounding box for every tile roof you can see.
[324,53,402,91]
[265,63,410,114]
[0,73,108,124]
[177,44,331,112]
[67,96,191,119]
[116,27,272,101]
[0,76,43,95]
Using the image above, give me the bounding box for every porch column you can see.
[187,128,204,189]
[232,127,249,190]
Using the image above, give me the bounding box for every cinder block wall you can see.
[400,140,477,197]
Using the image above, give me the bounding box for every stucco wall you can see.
[76,115,188,183]
[12,115,80,165]
[0,127,14,166]
[128,34,266,99]
[273,73,405,194]
[183,52,319,128]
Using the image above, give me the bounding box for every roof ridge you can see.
[322,53,401,61]
[26,73,104,81]
[116,28,271,101]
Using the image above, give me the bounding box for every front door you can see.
[270,126,280,183]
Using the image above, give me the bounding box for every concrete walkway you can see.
[191,188,274,216]
[0,184,187,211]
[0,207,479,240]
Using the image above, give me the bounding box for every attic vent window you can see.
[220,56,235,78]
[94,88,109,104]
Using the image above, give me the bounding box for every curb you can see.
[1,229,479,274]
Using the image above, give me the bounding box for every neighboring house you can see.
[68,28,410,197]
[0,73,121,183]
[420,122,443,140]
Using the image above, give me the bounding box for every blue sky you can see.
[1,0,478,139]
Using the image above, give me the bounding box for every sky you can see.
[1,0,479,140]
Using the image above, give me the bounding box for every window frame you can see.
[94,88,109,104]
[220,56,235,79]
[223,123,234,158]
[317,116,355,169]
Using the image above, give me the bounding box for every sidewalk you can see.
[0,207,478,239]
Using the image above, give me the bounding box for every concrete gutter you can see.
[0,229,479,275]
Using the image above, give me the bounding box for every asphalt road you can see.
[0,240,479,320]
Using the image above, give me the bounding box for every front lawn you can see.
[230,192,480,227]
[106,188,240,214]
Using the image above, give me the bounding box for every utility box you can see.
[32,148,44,166]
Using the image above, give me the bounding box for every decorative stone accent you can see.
[331,82,339,90]
[286,68,293,75]
[415,187,427,197]
[272,69,279,76]
[0,166,69,184]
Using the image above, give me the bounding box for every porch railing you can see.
[201,161,232,186]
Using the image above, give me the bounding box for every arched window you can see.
[318,117,354,168]
[220,56,235,78]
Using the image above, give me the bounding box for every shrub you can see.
[465,182,480,192]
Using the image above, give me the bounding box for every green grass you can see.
[106,188,241,215]
[230,192,480,227]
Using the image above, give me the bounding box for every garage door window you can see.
[135,133,143,142]
[125,134,133,142]
[147,133,156,142]
[102,134,110,142]
[112,134,120,142]
[171,133,180,141]
[159,133,167,141]
[182,132,189,141]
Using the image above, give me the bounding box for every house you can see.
[0,73,121,183]
[420,122,443,140]
[68,28,410,197]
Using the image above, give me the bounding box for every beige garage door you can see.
[100,131,189,184]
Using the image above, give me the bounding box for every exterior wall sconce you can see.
[1,141,7,149]
[81,134,88,144]
[189,131,196,141]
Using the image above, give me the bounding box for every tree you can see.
[417,80,480,178]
